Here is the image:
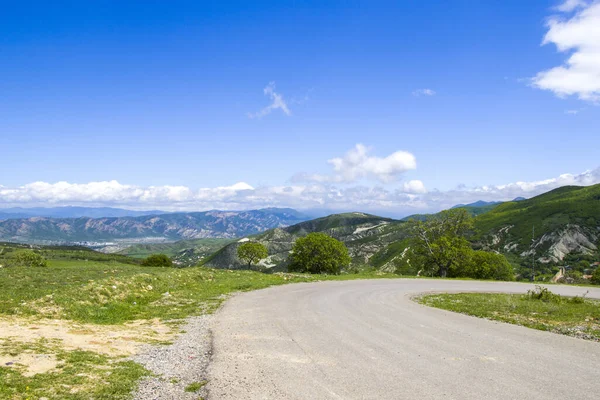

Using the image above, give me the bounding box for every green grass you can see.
[0,340,149,400]
[118,238,234,260]
[0,249,399,399]
[0,258,399,325]
[418,290,600,341]
[184,380,207,392]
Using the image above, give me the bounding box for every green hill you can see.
[202,184,600,273]
[474,184,600,264]
[203,212,410,271]
[0,241,139,265]
[119,238,235,266]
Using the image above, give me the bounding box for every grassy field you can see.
[0,251,397,399]
[117,238,234,259]
[418,288,600,341]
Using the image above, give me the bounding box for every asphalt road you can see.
[206,280,600,400]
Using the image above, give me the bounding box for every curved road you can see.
[207,280,600,399]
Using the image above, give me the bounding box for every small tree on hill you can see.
[288,233,351,275]
[13,250,48,267]
[237,242,268,270]
[408,209,473,278]
[141,254,173,267]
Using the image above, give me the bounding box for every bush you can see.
[524,286,562,303]
[450,250,514,281]
[591,267,600,285]
[394,253,418,276]
[13,250,48,267]
[141,254,173,268]
[288,233,351,275]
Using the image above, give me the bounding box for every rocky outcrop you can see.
[534,225,598,263]
[486,223,598,264]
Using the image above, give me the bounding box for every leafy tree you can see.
[237,242,268,269]
[141,254,173,267]
[394,255,418,276]
[575,260,590,273]
[591,267,600,285]
[13,250,48,267]
[289,233,351,275]
[453,250,514,281]
[408,209,473,278]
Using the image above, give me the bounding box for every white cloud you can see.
[0,181,254,210]
[532,1,600,102]
[294,144,417,184]
[1,168,598,218]
[402,180,427,194]
[247,82,291,118]
[565,108,581,114]
[412,88,436,96]
[424,167,600,211]
[555,0,587,12]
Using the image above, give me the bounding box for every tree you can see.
[408,209,473,278]
[13,250,48,267]
[591,267,600,285]
[237,242,268,270]
[141,254,173,267]
[288,233,351,275]
[453,250,514,281]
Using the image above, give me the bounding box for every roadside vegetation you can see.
[289,233,351,275]
[418,286,600,341]
[0,242,397,399]
[0,342,149,400]
[402,209,514,280]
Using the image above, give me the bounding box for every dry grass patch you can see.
[0,316,176,357]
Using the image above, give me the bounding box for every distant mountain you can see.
[202,184,600,272]
[0,208,309,243]
[0,206,168,220]
[512,197,526,202]
[203,212,408,271]
[451,200,501,209]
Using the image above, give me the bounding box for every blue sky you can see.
[1,0,599,216]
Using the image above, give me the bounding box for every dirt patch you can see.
[0,353,58,376]
[0,317,175,357]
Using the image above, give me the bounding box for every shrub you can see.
[568,294,587,304]
[449,250,514,281]
[13,250,48,267]
[288,233,351,275]
[591,267,600,285]
[141,254,173,267]
[524,286,562,303]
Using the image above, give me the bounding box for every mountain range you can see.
[1,184,598,271]
[0,208,309,243]
[204,184,600,271]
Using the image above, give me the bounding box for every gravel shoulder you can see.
[132,315,213,400]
